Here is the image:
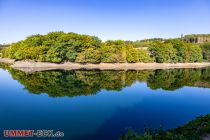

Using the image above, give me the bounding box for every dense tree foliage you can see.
[149,39,203,63]
[200,43,210,61]
[149,41,177,63]
[120,114,210,140]
[127,38,164,48]
[0,44,9,57]
[100,40,127,63]
[137,49,154,62]
[0,44,9,48]
[2,32,102,63]
[1,32,207,63]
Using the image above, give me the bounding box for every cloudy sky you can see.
[0,0,210,43]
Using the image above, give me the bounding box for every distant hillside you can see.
[0,44,9,48]
[0,44,9,51]
[132,34,210,48]
[184,34,210,43]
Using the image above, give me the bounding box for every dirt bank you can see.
[0,58,16,64]
[0,58,210,73]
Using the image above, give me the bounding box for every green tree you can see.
[187,44,203,62]
[166,39,203,62]
[66,49,77,62]
[126,44,138,63]
[200,43,210,61]
[101,40,127,63]
[138,49,154,62]
[149,41,177,63]
[46,45,67,63]
[75,48,101,63]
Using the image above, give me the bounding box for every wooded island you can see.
[0,32,210,63]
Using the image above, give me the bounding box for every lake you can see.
[0,63,210,140]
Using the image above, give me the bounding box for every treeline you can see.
[1,32,153,63]
[0,32,207,63]
[127,38,164,48]
[184,34,210,39]
[0,44,9,48]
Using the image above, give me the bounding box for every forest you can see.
[0,32,209,63]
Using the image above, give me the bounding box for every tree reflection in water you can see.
[1,63,210,97]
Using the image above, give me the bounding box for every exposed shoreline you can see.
[0,58,210,73]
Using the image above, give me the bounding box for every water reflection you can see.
[1,63,210,97]
[1,63,210,140]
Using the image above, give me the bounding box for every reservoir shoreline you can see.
[1,58,210,73]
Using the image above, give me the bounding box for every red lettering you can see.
[4,130,34,137]
[4,130,9,137]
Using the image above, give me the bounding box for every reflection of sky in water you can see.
[0,69,210,140]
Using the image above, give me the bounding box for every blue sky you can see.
[0,0,210,43]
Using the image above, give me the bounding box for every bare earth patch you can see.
[1,58,210,73]
[0,58,15,64]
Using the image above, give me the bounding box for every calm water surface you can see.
[0,64,210,140]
